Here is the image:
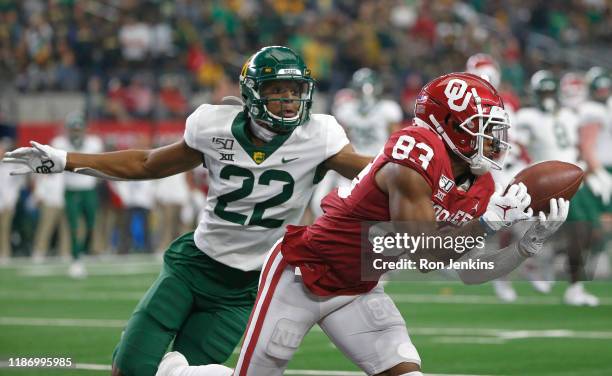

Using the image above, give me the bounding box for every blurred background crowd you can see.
[0,0,610,121]
[0,0,611,274]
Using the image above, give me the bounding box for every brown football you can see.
[507,160,584,213]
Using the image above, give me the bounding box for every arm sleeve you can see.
[324,116,350,159]
[578,102,607,128]
[184,106,205,150]
[455,240,530,285]
[512,111,532,147]
[384,101,403,123]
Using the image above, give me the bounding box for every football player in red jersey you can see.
[161,73,570,376]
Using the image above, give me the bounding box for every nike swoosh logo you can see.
[282,157,299,163]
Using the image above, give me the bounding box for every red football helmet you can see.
[466,53,501,89]
[414,72,510,175]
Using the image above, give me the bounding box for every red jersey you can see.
[281,125,495,296]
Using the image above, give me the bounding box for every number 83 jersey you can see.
[184,104,349,271]
[281,124,494,296]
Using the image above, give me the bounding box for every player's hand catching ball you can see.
[518,198,569,256]
[1,141,67,175]
[481,183,533,233]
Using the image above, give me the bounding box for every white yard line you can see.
[0,291,144,300]
[0,317,126,328]
[2,317,611,343]
[20,264,160,277]
[389,293,612,305]
[3,289,612,305]
[431,336,507,345]
[0,362,492,375]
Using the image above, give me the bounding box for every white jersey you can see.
[53,135,104,190]
[333,98,402,156]
[155,173,190,206]
[184,104,349,271]
[0,163,24,211]
[579,100,612,166]
[33,173,65,208]
[491,107,526,186]
[514,107,581,164]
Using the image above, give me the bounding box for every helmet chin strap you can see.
[469,154,492,175]
[249,118,277,142]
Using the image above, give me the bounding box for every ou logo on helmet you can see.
[444,78,473,112]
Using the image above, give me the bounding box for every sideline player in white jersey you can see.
[560,71,588,111]
[515,70,599,305]
[466,53,539,301]
[310,68,402,217]
[1,46,371,376]
[51,112,104,278]
[576,67,612,280]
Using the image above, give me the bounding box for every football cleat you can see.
[68,260,87,279]
[563,282,599,307]
[492,280,517,302]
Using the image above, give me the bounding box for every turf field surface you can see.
[1,256,611,376]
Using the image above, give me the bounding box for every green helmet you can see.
[350,68,382,96]
[65,111,86,130]
[239,46,315,133]
[65,111,86,148]
[585,67,611,103]
[350,68,382,111]
[530,70,559,112]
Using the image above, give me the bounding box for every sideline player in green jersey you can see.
[2,46,372,376]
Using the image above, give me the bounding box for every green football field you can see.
[1,256,611,376]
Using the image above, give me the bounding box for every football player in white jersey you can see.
[577,67,612,281]
[335,68,403,156]
[515,70,599,306]
[1,46,371,376]
[310,68,402,218]
[52,112,104,278]
[466,53,539,302]
[560,71,588,111]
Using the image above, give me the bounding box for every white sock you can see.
[171,364,233,376]
[156,352,233,376]
[399,372,423,376]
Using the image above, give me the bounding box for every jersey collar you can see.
[231,111,295,165]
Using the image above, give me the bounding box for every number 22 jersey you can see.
[184,104,349,272]
[281,124,495,296]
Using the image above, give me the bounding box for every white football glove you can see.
[519,198,570,256]
[481,182,533,232]
[586,168,612,205]
[1,141,67,175]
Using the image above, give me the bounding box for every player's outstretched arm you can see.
[2,139,203,180]
[324,144,373,179]
[457,198,569,284]
[376,162,543,277]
